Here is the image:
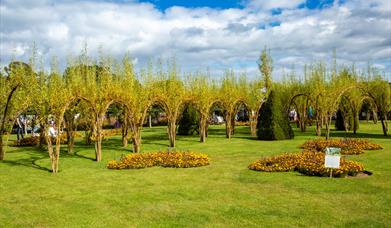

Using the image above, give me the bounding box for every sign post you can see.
[324,147,341,178]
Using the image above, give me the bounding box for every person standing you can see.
[16,116,24,140]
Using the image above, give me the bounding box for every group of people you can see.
[15,115,58,140]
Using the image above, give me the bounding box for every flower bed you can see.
[107,151,210,169]
[299,138,382,155]
[296,152,364,177]
[248,153,300,172]
[249,151,364,177]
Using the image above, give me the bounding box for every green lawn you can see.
[1,122,390,227]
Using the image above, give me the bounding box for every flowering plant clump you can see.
[12,136,39,146]
[248,153,300,172]
[296,152,364,177]
[299,138,382,155]
[107,151,210,169]
[13,132,83,146]
[235,121,250,126]
[249,151,364,178]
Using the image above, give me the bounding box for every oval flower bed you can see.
[299,138,382,155]
[248,153,300,172]
[107,151,210,169]
[249,151,364,178]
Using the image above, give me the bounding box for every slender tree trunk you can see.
[373,110,378,124]
[225,112,232,139]
[297,110,307,132]
[315,114,322,136]
[46,135,55,172]
[325,114,332,140]
[380,114,388,136]
[121,114,128,147]
[45,125,61,174]
[366,111,370,122]
[149,115,152,128]
[167,120,176,147]
[249,111,257,136]
[131,126,141,153]
[353,111,359,134]
[64,114,75,154]
[54,125,62,173]
[231,114,235,136]
[199,115,207,143]
[343,113,349,132]
[94,116,103,162]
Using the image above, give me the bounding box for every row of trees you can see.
[1,47,390,173]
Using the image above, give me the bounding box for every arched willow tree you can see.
[1,47,390,174]
[280,63,390,138]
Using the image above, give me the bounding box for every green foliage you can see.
[177,103,199,136]
[258,47,273,91]
[257,91,294,140]
[335,109,346,131]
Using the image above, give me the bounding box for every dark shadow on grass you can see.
[73,150,95,161]
[329,130,390,139]
[0,149,52,173]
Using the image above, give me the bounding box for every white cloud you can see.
[0,0,390,80]
[246,0,305,10]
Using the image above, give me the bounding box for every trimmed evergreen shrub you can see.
[257,91,294,140]
[335,109,346,131]
[178,103,199,135]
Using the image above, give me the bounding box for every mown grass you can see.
[1,121,390,227]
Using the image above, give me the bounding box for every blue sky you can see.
[0,0,390,80]
[138,0,336,11]
[139,0,243,10]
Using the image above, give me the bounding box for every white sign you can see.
[325,155,340,168]
[324,147,341,169]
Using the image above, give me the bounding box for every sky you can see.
[0,0,390,80]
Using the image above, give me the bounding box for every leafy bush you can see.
[178,104,199,135]
[107,151,209,169]
[12,136,39,146]
[249,151,364,177]
[335,110,346,131]
[300,138,382,155]
[257,91,294,140]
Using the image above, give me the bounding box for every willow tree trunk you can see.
[231,114,235,136]
[121,115,129,147]
[64,114,76,154]
[225,112,232,139]
[131,126,141,153]
[249,111,257,136]
[199,115,207,143]
[94,116,104,162]
[325,115,332,140]
[380,114,388,136]
[316,115,322,137]
[353,111,359,134]
[373,110,378,124]
[167,120,176,147]
[0,85,20,161]
[39,124,46,148]
[45,124,62,174]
